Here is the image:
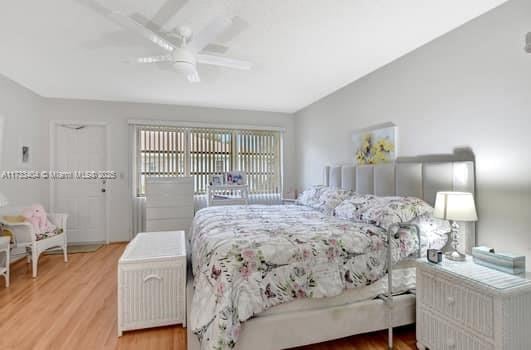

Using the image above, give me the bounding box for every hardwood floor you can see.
[0,244,416,350]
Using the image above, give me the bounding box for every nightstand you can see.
[416,257,531,350]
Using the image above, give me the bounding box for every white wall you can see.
[0,75,48,207]
[295,0,531,264]
[0,75,295,242]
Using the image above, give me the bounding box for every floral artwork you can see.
[190,204,419,350]
[353,124,397,165]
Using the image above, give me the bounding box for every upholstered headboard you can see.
[323,161,476,252]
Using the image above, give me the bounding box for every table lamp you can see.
[433,191,478,261]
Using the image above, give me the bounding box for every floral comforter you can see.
[190,205,418,350]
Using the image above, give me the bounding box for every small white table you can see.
[207,184,249,206]
[117,231,187,336]
[416,256,531,350]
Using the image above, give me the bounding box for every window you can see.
[237,130,281,195]
[190,128,232,194]
[136,126,186,195]
[135,125,282,197]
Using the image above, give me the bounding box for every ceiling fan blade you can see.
[148,0,188,31]
[189,17,233,53]
[214,16,249,44]
[128,12,183,47]
[129,55,173,64]
[187,69,200,83]
[197,54,252,70]
[202,43,230,54]
[75,0,175,52]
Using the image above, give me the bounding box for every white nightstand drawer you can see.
[418,269,494,338]
[417,307,494,350]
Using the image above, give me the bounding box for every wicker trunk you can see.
[118,231,186,336]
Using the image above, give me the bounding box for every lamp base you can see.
[444,221,466,262]
[445,250,466,262]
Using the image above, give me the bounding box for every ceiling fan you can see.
[76,0,253,82]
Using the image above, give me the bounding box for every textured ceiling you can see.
[0,0,507,113]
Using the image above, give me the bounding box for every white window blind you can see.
[135,125,281,197]
[190,128,232,194]
[137,126,186,196]
[237,130,281,195]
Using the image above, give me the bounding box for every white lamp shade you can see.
[0,192,7,207]
[433,191,478,221]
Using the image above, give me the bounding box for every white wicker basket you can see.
[118,231,187,336]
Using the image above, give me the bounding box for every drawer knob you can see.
[143,274,163,283]
[447,296,455,305]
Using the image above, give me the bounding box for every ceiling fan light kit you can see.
[76,0,253,83]
[172,48,197,76]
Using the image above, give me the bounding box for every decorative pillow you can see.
[334,193,377,220]
[409,213,450,252]
[35,227,64,241]
[315,188,353,215]
[358,196,433,230]
[296,185,327,207]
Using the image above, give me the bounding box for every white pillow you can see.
[334,193,377,220]
[358,196,433,230]
[297,186,352,215]
[315,188,352,215]
[296,185,327,207]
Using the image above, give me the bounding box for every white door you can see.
[52,123,107,244]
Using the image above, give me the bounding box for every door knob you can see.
[101,188,106,193]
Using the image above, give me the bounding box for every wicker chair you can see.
[0,236,9,287]
[0,213,68,278]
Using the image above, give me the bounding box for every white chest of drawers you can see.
[416,257,531,350]
[145,177,194,234]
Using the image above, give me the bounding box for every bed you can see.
[187,160,476,350]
